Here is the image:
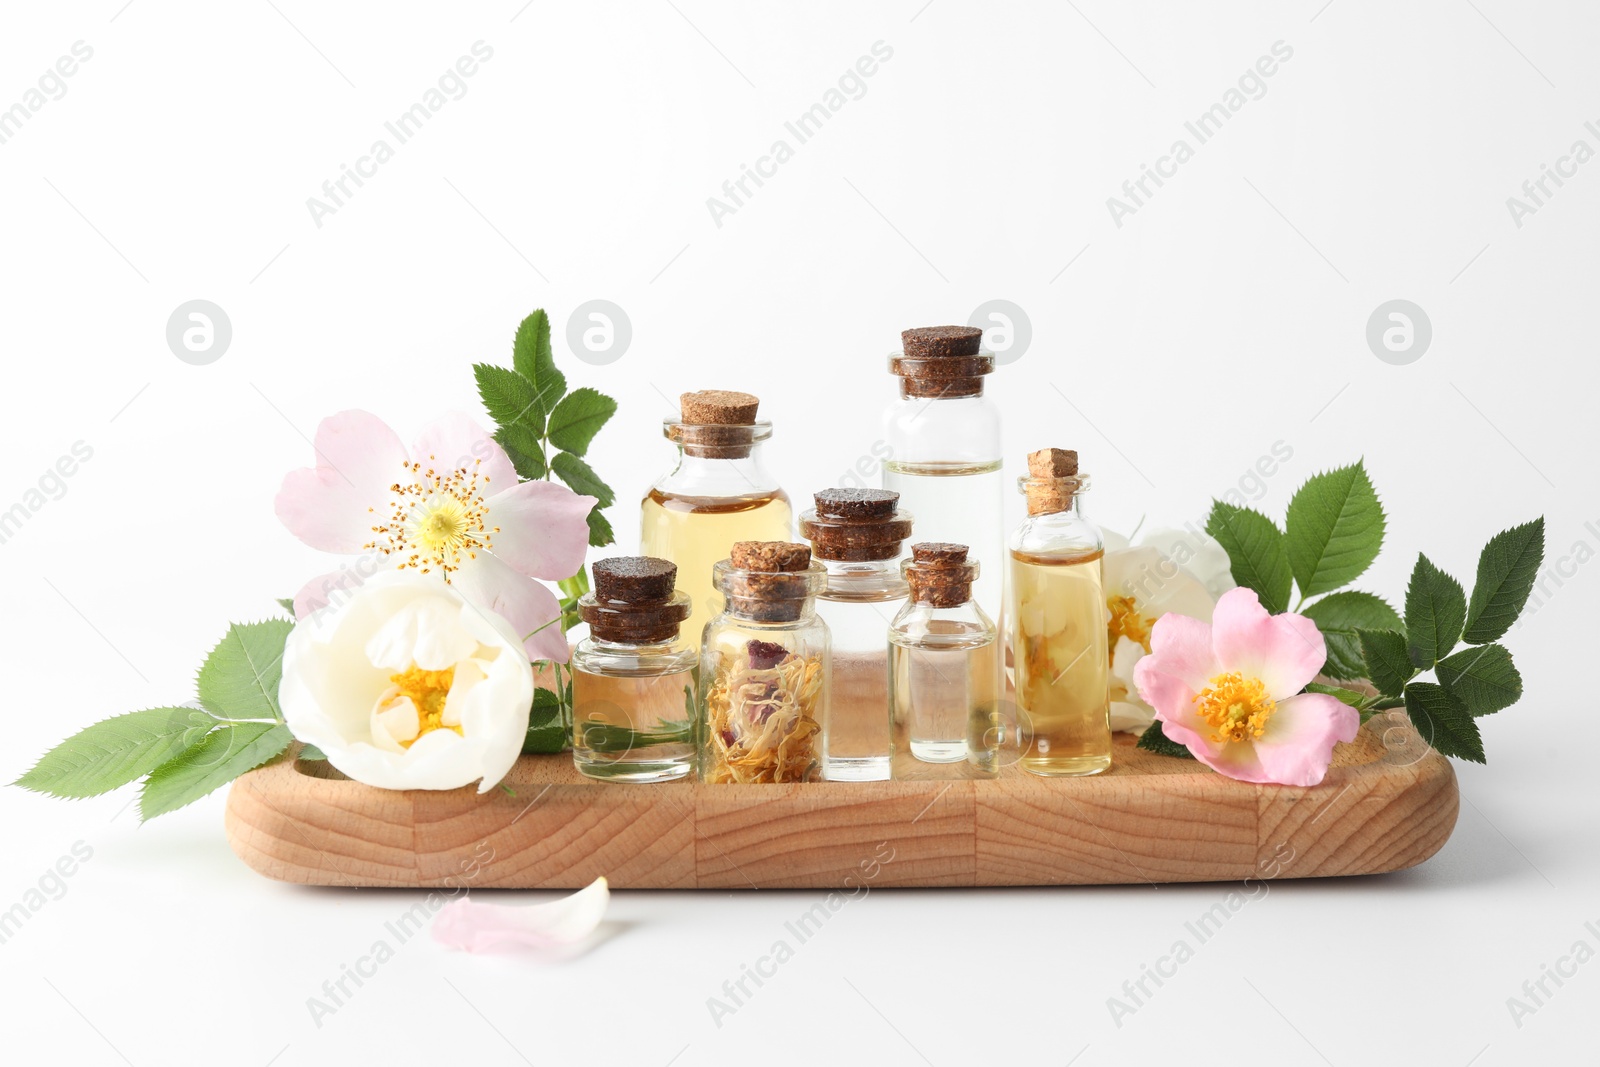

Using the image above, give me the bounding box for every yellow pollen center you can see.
[364,456,500,579]
[1192,671,1275,744]
[388,665,459,746]
[1106,594,1153,656]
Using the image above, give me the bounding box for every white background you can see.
[2,1,1597,1064]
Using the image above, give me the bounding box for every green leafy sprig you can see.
[1139,460,1543,765]
[15,618,297,819]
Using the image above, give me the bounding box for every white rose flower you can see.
[1102,525,1234,734]
[281,570,534,792]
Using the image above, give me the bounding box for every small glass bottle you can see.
[641,390,793,651]
[889,543,1001,780]
[1007,448,1111,777]
[799,488,913,782]
[571,557,697,783]
[699,541,830,784]
[882,326,1005,621]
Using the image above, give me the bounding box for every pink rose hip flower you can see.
[1132,587,1359,786]
[275,409,595,663]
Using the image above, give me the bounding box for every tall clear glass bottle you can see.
[571,557,696,783]
[882,326,1004,621]
[699,541,830,784]
[1007,448,1111,777]
[641,390,793,650]
[888,543,1000,780]
[799,488,912,782]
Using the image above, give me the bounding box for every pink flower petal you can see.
[1143,612,1220,692]
[433,878,610,953]
[1210,588,1327,698]
[487,480,597,581]
[1251,693,1360,787]
[275,410,408,553]
[410,412,518,497]
[1185,732,1271,783]
[450,553,570,663]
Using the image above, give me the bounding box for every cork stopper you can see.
[890,325,995,399]
[580,556,690,643]
[800,489,914,562]
[671,389,766,459]
[1022,447,1084,516]
[903,542,979,608]
[716,542,823,623]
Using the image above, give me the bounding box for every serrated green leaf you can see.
[1302,591,1402,680]
[1463,519,1546,644]
[275,597,296,617]
[1403,682,1484,763]
[139,722,293,819]
[494,429,546,479]
[1135,721,1195,759]
[297,744,326,761]
[512,309,566,403]
[1285,461,1386,598]
[474,363,550,438]
[523,687,568,754]
[13,707,213,799]
[546,387,617,457]
[1437,644,1522,717]
[1205,501,1293,614]
[550,452,616,508]
[1357,628,1413,696]
[1304,682,1370,709]
[1404,554,1467,669]
[197,620,293,721]
[584,506,616,548]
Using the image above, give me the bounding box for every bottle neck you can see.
[897,377,986,400]
[817,557,908,599]
[662,441,780,495]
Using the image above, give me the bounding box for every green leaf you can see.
[1463,519,1546,644]
[1437,644,1522,717]
[550,452,616,508]
[13,707,213,799]
[1304,682,1370,709]
[297,744,327,761]
[1284,461,1385,599]
[139,722,294,819]
[1403,682,1484,763]
[1302,591,1402,681]
[275,598,296,617]
[1404,554,1467,669]
[494,429,546,479]
[512,309,567,404]
[475,363,550,439]
[1204,501,1293,614]
[584,507,616,549]
[1135,721,1194,759]
[197,620,293,721]
[523,687,568,754]
[1357,628,1414,696]
[546,387,617,457]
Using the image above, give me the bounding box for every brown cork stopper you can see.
[680,390,759,426]
[580,556,689,643]
[801,489,914,562]
[592,556,678,603]
[891,326,995,399]
[1024,447,1082,516]
[904,542,978,608]
[730,541,811,572]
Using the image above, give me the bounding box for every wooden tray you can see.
[224,710,1457,889]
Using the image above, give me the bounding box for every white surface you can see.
[2,2,1596,1065]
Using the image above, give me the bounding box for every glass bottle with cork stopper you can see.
[698,541,829,784]
[882,326,1005,622]
[1007,448,1112,777]
[888,543,1001,779]
[799,488,913,782]
[642,390,793,649]
[571,557,697,783]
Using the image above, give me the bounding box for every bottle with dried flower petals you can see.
[888,543,1001,780]
[571,557,697,783]
[698,541,830,784]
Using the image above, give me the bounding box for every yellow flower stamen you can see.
[1192,671,1275,744]
[387,665,459,747]
[1106,594,1153,657]
[364,455,500,579]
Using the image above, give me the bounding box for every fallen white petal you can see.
[432,877,610,953]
